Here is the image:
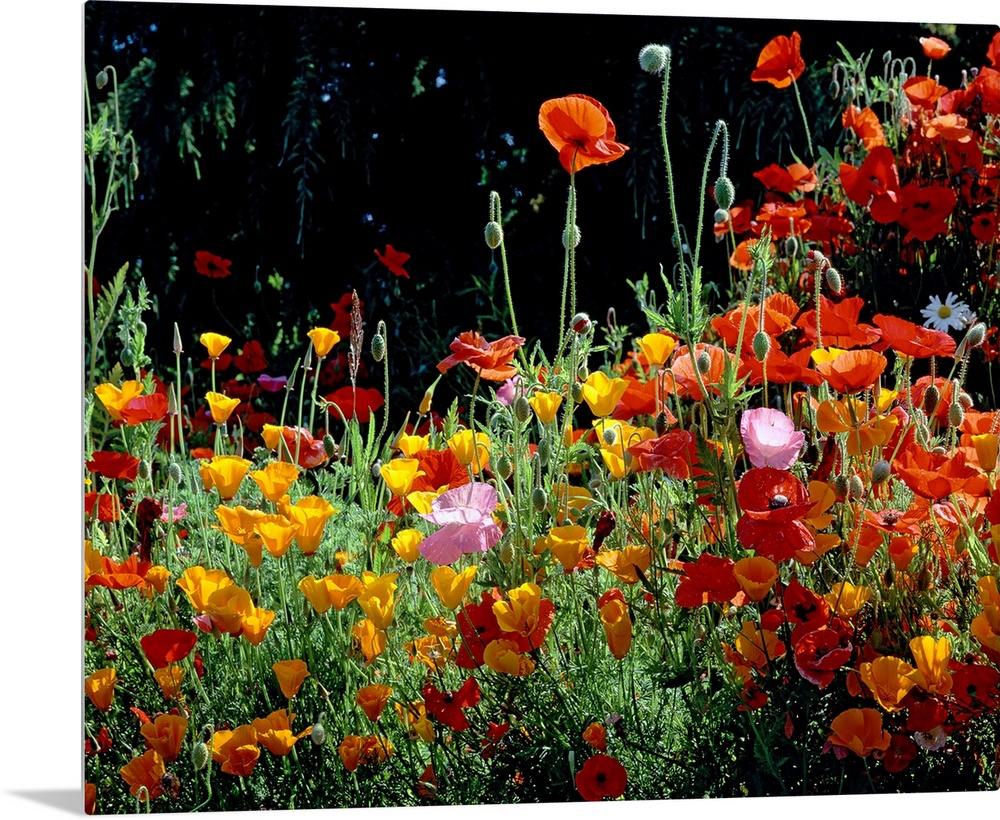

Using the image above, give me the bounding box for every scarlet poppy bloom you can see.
[794,628,853,688]
[575,753,627,801]
[839,146,901,223]
[627,430,693,479]
[674,552,741,608]
[813,348,887,394]
[893,439,977,499]
[422,677,481,731]
[751,32,804,89]
[375,244,410,279]
[87,554,152,591]
[194,250,232,278]
[324,386,385,423]
[903,75,948,109]
[120,393,169,426]
[877,734,919,773]
[140,629,198,669]
[736,467,815,562]
[872,314,956,358]
[437,331,525,382]
[920,36,951,60]
[232,339,268,374]
[261,424,329,469]
[455,589,503,668]
[538,94,629,174]
[86,451,141,481]
[842,105,885,149]
[897,183,957,242]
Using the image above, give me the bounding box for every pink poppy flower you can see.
[495,376,521,407]
[740,408,804,469]
[257,374,288,393]
[418,482,503,565]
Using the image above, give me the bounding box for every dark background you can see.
[84,2,998,411]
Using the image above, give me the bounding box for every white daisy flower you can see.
[920,292,974,332]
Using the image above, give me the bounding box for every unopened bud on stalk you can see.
[825,266,843,295]
[696,351,712,374]
[137,459,151,481]
[371,333,386,363]
[655,411,669,437]
[784,236,799,257]
[714,208,729,224]
[562,225,581,249]
[883,50,893,64]
[531,487,548,513]
[190,741,211,772]
[602,426,618,447]
[577,363,590,381]
[537,438,551,467]
[173,323,183,355]
[371,460,383,482]
[96,68,109,89]
[311,718,326,747]
[958,391,973,411]
[917,566,933,591]
[752,331,771,362]
[323,434,337,458]
[831,474,850,498]
[570,312,591,334]
[949,401,965,428]
[922,384,940,416]
[887,88,897,104]
[713,176,735,211]
[829,80,841,99]
[570,381,584,404]
[638,43,669,74]
[167,462,184,485]
[130,162,140,182]
[967,322,986,348]
[484,221,504,249]
[302,343,313,371]
[848,474,865,499]
[495,454,513,481]
[871,460,891,484]
[513,396,532,424]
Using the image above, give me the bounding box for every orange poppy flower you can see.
[85,668,117,712]
[842,105,885,149]
[839,146,901,223]
[599,590,632,660]
[538,94,629,174]
[872,314,956,359]
[140,714,188,761]
[903,75,948,109]
[893,439,977,499]
[920,36,951,60]
[751,32,805,89]
[828,708,891,757]
[119,749,165,800]
[252,709,310,756]
[213,724,260,777]
[272,659,310,699]
[812,348,887,394]
[356,683,393,722]
[436,331,525,382]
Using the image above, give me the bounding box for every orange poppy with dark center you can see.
[751,32,805,88]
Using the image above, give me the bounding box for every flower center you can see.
[937,305,952,318]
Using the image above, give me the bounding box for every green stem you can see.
[791,76,815,160]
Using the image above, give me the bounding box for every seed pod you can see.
[484,221,504,249]
[871,460,891,484]
[537,438,551,467]
[752,331,771,362]
[531,487,548,513]
[512,396,532,424]
[922,384,940,416]
[713,176,736,211]
[638,43,669,74]
[371,333,386,363]
[371,460,383,481]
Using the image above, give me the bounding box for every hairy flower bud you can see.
[602,426,618,447]
[638,43,669,74]
[713,176,735,211]
[137,459,152,481]
[537,438,551,468]
[96,68,109,90]
[958,392,973,411]
[167,462,184,485]
[513,396,532,424]
[570,312,591,334]
[784,236,799,257]
[531,487,548,513]
[831,474,849,498]
[922,384,940,416]
[871,460,891,484]
[949,401,965,428]
[495,454,513,481]
[696,351,712,374]
[752,331,771,362]
[562,225,581,249]
[848,474,865,499]
[323,434,337,459]
[967,322,986,348]
[311,720,326,747]
[190,741,211,772]
[484,221,504,249]
[655,411,669,437]
[570,381,585,404]
[714,208,729,224]
[371,333,386,363]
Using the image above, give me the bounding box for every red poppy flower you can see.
[839,146,901,223]
[85,726,113,756]
[437,331,525,382]
[950,663,1000,721]
[871,314,956,358]
[374,245,410,279]
[574,753,627,801]
[971,210,999,244]
[753,164,797,194]
[194,250,232,278]
[538,94,629,174]
[140,629,198,669]
[902,689,949,732]
[611,374,677,423]
[738,346,823,388]
[84,492,121,523]
[200,353,233,372]
[751,32,805,89]
[627,430,693,480]
[421,677,481,732]
[897,183,957,242]
[232,340,268,374]
[842,105,885,149]
[793,628,853,688]
[780,579,832,639]
[87,554,152,590]
[903,76,948,110]
[893,440,977,500]
[735,467,815,562]
[988,32,1000,68]
[269,425,329,469]
[86,451,141,481]
[455,589,503,668]
[674,552,741,608]
[324,386,385,424]
[814,349,887,394]
[120,393,169,426]
[877,734,919,773]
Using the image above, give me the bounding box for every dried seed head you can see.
[638,43,669,74]
[484,221,504,249]
[713,176,736,211]
[752,331,771,362]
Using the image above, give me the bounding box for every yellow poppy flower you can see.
[394,432,430,457]
[272,659,310,699]
[908,635,953,695]
[638,332,677,367]
[352,619,387,665]
[249,461,300,502]
[395,701,435,742]
[153,665,185,700]
[252,709,309,756]
[200,455,252,501]
[204,584,255,636]
[447,429,491,473]
[358,572,398,630]
[254,515,299,559]
[828,708,891,757]
[205,391,241,424]
[287,496,337,555]
[528,390,563,425]
[971,433,998,472]
[307,327,341,358]
[176,566,233,614]
[544,525,590,572]
[140,714,188,762]
[595,545,652,585]
[857,656,918,712]
[199,332,232,359]
[733,556,778,603]
[391,528,424,562]
[240,607,276,646]
[94,380,144,421]
[85,668,117,712]
[405,634,454,671]
[483,639,535,676]
[430,565,477,610]
[580,371,628,418]
[380,458,425,497]
[492,582,542,636]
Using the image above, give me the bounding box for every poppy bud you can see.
[655,411,669,437]
[949,401,965,428]
[537,438,551,467]
[958,391,973,411]
[577,363,590,381]
[848,474,865,499]
[752,331,771,362]
[883,564,894,588]
[714,208,729,224]
[371,460,383,481]
[829,80,841,99]
[570,312,591,334]
[500,542,514,564]
[531,487,548,513]
[311,719,326,747]
[638,43,669,74]
[967,322,986,348]
[696,351,712,374]
[495,454,513,481]
[831,474,849,499]
[562,225,581,249]
[883,50,892,64]
[917,566,933,591]
[137,459,152,481]
[602,426,618,447]
[173,323,183,355]
[570,382,584,404]
[96,68,109,89]
[784,236,798,257]
[713,176,735,211]
[371,333,386,363]
[931,445,947,455]
[485,221,504,249]
[887,88,897,104]
[190,741,210,772]
[167,462,184,485]
[871,460,891,484]
[922,385,940,416]
[130,162,140,182]
[825,266,843,295]
[323,434,337,458]
[513,396,532,424]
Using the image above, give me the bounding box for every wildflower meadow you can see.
[79,4,1000,814]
